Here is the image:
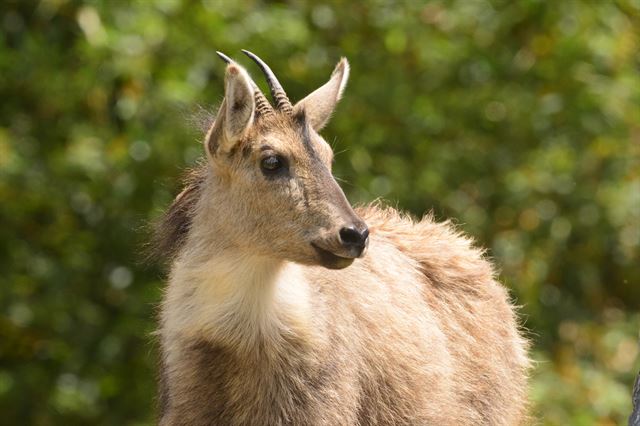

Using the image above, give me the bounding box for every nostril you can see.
[339,226,367,246]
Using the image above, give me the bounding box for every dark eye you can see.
[260,155,287,176]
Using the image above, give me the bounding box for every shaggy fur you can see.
[155,56,530,425]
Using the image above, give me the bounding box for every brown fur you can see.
[152,164,207,261]
[155,56,530,425]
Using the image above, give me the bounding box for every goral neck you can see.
[163,247,315,355]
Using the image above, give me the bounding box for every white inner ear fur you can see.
[335,58,350,99]
[294,58,350,131]
[204,64,255,157]
[223,65,255,142]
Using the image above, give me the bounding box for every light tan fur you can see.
[155,55,530,425]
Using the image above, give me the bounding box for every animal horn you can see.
[215,51,233,64]
[241,50,293,115]
[215,51,273,118]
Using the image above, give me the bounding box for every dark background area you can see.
[1,0,638,424]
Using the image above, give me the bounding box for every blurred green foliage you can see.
[1,0,638,424]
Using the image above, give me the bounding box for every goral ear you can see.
[205,64,255,157]
[293,58,349,132]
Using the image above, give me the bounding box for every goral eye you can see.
[260,155,286,175]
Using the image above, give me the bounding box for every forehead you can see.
[252,114,328,159]
[256,117,302,150]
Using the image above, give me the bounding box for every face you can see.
[204,55,365,269]
[213,114,368,270]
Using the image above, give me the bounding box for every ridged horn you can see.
[241,49,293,115]
[215,51,273,118]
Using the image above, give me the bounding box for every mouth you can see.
[311,243,356,270]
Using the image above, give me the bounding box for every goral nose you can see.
[339,225,370,257]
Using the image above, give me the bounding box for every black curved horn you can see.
[241,49,293,115]
[215,51,273,118]
[215,51,233,64]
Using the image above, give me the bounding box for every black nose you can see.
[339,225,369,257]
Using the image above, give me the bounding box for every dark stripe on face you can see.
[293,109,359,227]
[294,110,351,212]
[294,109,320,161]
